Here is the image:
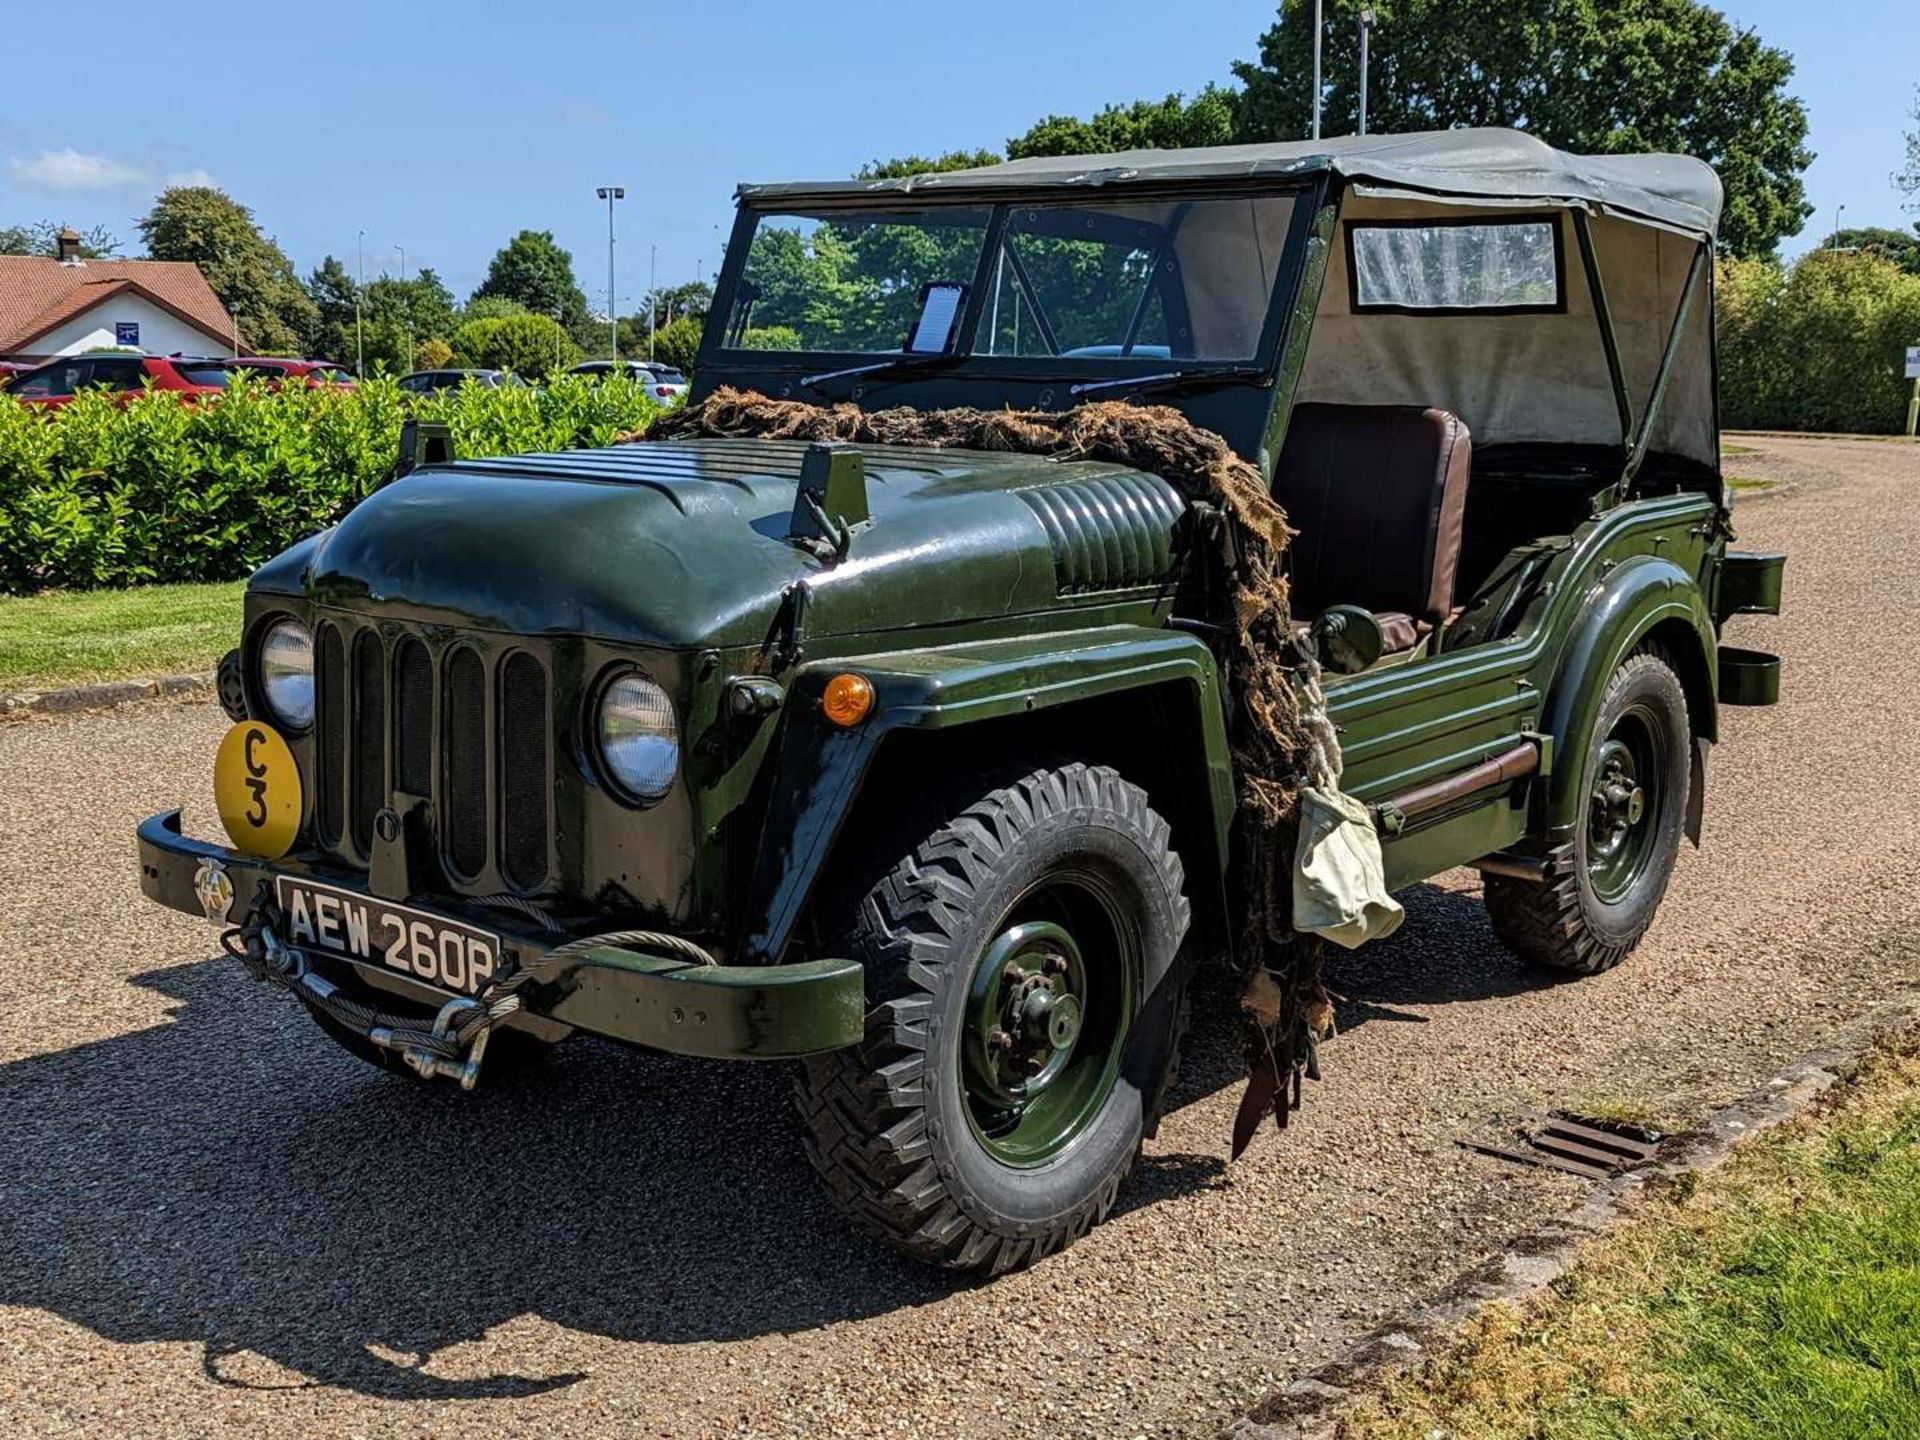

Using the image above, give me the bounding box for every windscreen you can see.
[983,196,1297,361]
[721,193,1300,365]
[726,207,991,353]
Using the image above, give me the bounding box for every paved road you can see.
[1,436,1915,1439]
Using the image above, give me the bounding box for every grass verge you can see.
[0,582,243,692]
[1345,1032,1920,1440]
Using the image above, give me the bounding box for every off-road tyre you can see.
[796,762,1191,1274]
[1485,647,1690,975]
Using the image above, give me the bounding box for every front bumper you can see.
[136,810,865,1060]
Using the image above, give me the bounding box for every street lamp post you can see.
[1311,0,1323,140]
[649,243,658,362]
[355,229,365,376]
[1358,9,1376,136]
[596,186,625,362]
[394,245,410,370]
[1831,204,1847,249]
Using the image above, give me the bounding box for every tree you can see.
[1717,249,1920,432]
[304,256,360,365]
[646,314,703,373]
[1007,88,1238,159]
[1232,0,1813,256]
[460,295,529,325]
[1899,89,1919,208]
[1832,226,1920,277]
[0,220,120,258]
[470,230,590,333]
[449,313,579,375]
[138,186,316,352]
[856,149,1001,181]
[642,279,714,322]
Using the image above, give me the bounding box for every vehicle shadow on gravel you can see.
[1322,878,1570,1029]
[0,956,961,1401]
[1157,877,1569,1116]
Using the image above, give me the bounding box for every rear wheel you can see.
[795,762,1190,1274]
[1486,648,1690,975]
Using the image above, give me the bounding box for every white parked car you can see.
[570,359,689,400]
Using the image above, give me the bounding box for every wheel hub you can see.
[1584,710,1668,905]
[1588,740,1644,859]
[965,921,1086,1108]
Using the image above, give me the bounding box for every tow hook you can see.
[384,996,493,1091]
[225,910,499,1091]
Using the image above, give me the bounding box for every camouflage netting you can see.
[633,387,1331,1149]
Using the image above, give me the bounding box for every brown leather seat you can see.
[1273,403,1472,653]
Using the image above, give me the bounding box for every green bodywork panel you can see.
[737,628,1234,963]
[1329,493,1722,885]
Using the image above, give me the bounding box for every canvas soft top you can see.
[738,126,1723,240]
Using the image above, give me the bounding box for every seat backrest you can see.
[1272,403,1472,627]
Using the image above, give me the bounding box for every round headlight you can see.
[259,619,315,731]
[596,673,679,804]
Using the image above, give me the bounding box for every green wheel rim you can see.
[1586,704,1666,904]
[960,868,1139,1168]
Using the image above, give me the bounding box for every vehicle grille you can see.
[310,621,552,892]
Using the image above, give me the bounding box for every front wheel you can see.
[1485,646,1690,975]
[795,762,1190,1274]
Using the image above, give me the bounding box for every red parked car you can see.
[226,357,355,387]
[2,353,237,409]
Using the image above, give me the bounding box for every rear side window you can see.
[173,363,235,388]
[87,359,148,391]
[1347,217,1564,314]
[11,362,86,396]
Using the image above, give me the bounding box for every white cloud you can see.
[9,148,146,191]
[163,169,218,190]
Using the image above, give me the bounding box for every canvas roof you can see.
[738,127,1723,239]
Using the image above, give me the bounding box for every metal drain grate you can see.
[1463,1113,1664,1180]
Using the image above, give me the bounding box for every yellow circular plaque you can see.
[214,721,303,859]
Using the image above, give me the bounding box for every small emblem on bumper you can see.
[194,858,235,925]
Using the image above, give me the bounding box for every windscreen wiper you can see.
[800,352,961,395]
[1069,365,1268,398]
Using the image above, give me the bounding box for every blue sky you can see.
[1,1,1911,312]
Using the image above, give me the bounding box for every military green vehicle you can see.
[137,129,1783,1274]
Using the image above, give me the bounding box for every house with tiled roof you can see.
[0,230,245,361]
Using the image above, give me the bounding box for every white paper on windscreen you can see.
[909,284,966,353]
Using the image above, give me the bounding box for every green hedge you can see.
[1718,250,1920,434]
[0,374,664,594]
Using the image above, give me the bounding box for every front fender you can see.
[1541,554,1717,838]
[737,626,1233,963]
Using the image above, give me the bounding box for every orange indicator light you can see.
[823,673,875,727]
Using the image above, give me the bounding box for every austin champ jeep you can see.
[138,128,1783,1273]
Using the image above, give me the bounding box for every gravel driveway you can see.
[0,435,1914,1439]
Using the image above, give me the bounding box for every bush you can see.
[1718,250,1920,433]
[645,314,703,374]
[413,337,453,370]
[0,373,663,593]
[449,312,580,377]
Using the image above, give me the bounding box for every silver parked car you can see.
[569,359,689,400]
[397,369,527,394]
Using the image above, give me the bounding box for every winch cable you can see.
[223,896,717,1074]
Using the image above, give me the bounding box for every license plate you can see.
[275,877,501,995]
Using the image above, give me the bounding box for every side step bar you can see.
[1373,739,1543,836]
